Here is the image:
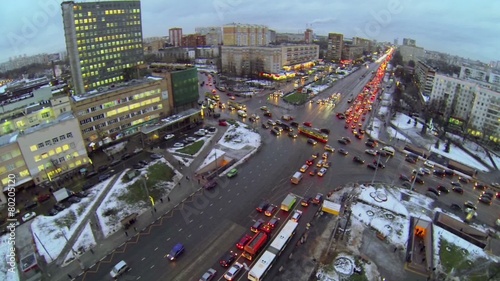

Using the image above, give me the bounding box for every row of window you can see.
[0,149,21,162]
[78,43,142,56]
[37,154,84,173]
[87,76,124,89]
[34,144,77,163]
[1,169,30,186]
[78,92,161,118]
[29,133,74,152]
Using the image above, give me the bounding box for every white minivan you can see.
[110,260,129,278]
[382,146,395,156]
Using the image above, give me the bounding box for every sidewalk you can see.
[41,123,228,281]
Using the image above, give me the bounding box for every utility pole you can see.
[61,230,84,270]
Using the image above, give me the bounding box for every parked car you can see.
[164,134,175,140]
[437,185,450,193]
[203,181,217,190]
[37,194,51,203]
[67,197,81,204]
[22,212,37,222]
[367,163,377,170]
[53,203,66,211]
[150,153,163,159]
[324,145,335,152]
[450,182,462,187]
[24,201,38,210]
[450,203,462,211]
[73,191,89,198]
[452,186,464,194]
[307,139,318,145]
[427,187,440,197]
[364,149,377,156]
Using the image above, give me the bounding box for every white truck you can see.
[290,172,303,184]
[53,188,72,202]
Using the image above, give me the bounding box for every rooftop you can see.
[141,108,201,135]
[71,77,164,102]
[0,112,76,147]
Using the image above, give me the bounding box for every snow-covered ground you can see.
[96,159,178,238]
[0,233,21,281]
[63,222,96,265]
[389,112,492,172]
[32,177,113,263]
[304,84,330,95]
[218,122,260,150]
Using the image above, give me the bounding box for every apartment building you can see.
[223,23,268,46]
[429,74,500,141]
[221,44,319,77]
[414,60,436,96]
[195,27,223,46]
[182,34,206,47]
[169,28,183,47]
[326,33,343,62]
[398,45,425,63]
[0,139,30,197]
[61,0,145,94]
[70,77,170,152]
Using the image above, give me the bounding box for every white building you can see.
[429,74,500,141]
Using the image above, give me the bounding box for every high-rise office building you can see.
[61,0,145,95]
[169,28,183,47]
[326,33,343,62]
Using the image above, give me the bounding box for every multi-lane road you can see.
[77,63,499,281]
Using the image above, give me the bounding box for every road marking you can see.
[150,265,155,269]
[210,203,213,207]
[178,228,182,232]
[200,211,204,215]
[141,257,146,261]
[199,225,203,228]
[136,276,141,280]
[219,196,223,200]
[188,234,191,238]
[209,216,213,220]
[228,200,232,203]
[236,193,240,196]
[154,247,158,251]
[167,237,170,241]
[219,208,223,211]
[189,219,193,223]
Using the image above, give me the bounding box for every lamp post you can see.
[370,154,382,185]
[142,174,155,214]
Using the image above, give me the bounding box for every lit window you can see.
[30,145,37,152]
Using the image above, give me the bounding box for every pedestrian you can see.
[186,176,189,181]
[394,247,398,253]
[179,181,181,186]
[134,227,137,232]
[125,231,128,237]
[160,198,163,203]
[168,196,170,202]
[67,274,73,279]
[90,249,94,254]
[198,179,200,184]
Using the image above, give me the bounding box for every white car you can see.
[223,262,243,280]
[173,142,185,148]
[364,149,378,156]
[164,134,175,140]
[199,268,217,281]
[424,161,434,168]
[22,212,36,222]
[420,167,431,175]
[291,210,303,222]
[267,120,276,126]
[194,129,206,136]
[317,167,328,177]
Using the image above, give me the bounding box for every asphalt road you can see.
[77,65,499,281]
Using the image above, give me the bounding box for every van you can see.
[382,146,395,156]
[291,172,303,184]
[110,260,129,278]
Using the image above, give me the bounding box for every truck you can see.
[322,200,341,215]
[53,188,72,202]
[280,193,297,211]
[242,231,268,260]
[290,172,303,184]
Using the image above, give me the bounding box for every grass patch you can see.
[116,163,174,207]
[54,211,77,229]
[177,140,204,155]
[347,273,368,281]
[283,92,309,105]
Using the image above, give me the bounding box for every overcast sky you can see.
[0,0,498,63]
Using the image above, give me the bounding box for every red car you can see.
[218,119,228,126]
[236,234,252,250]
[303,122,312,127]
[37,194,51,203]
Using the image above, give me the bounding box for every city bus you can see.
[298,125,328,143]
[268,220,298,255]
[228,100,246,110]
[247,250,277,281]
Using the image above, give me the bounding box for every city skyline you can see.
[0,0,498,63]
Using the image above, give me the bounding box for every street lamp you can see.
[370,153,382,185]
[142,174,155,213]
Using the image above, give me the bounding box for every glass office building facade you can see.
[62,0,144,94]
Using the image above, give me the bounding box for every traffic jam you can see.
[337,54,392,140]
